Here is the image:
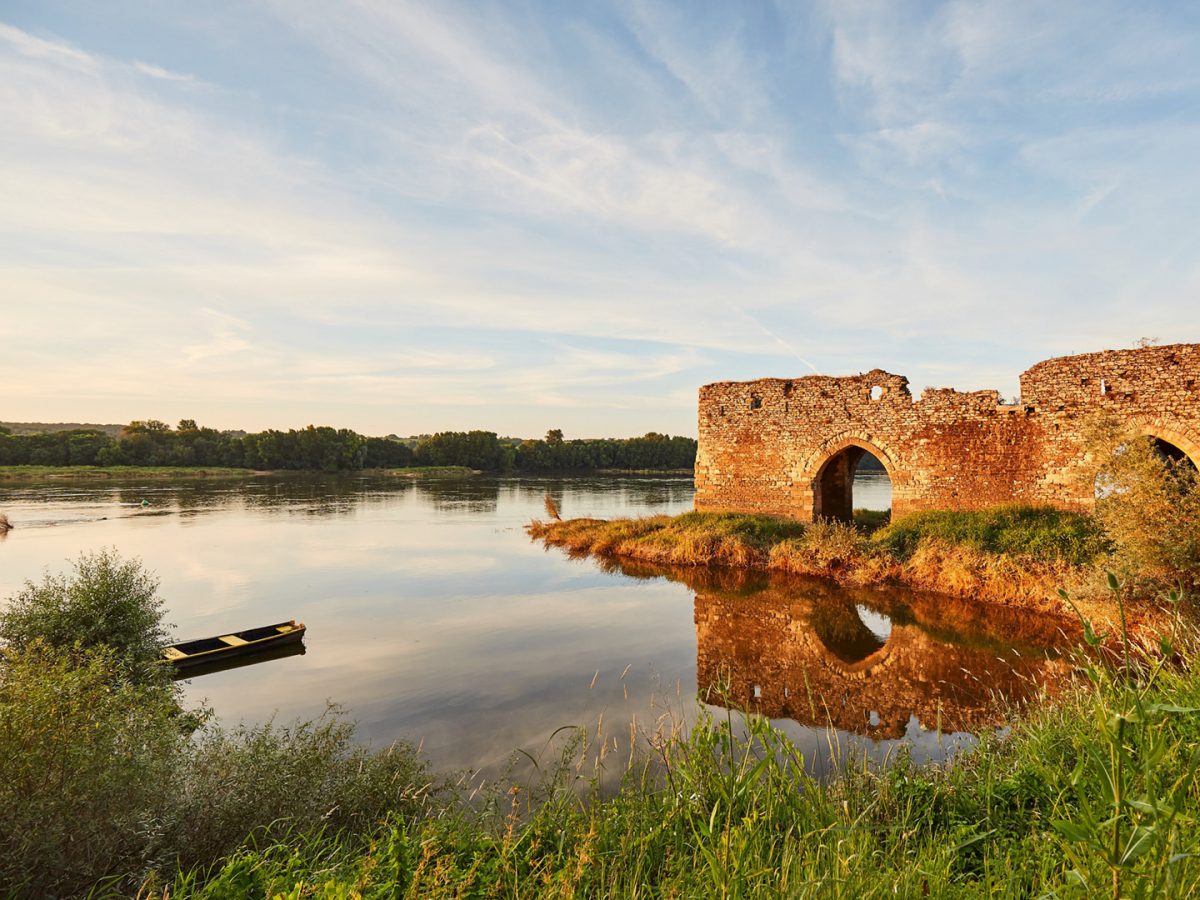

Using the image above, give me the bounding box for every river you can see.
[0,472,1068,778]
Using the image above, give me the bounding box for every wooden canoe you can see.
[161,620,306,671]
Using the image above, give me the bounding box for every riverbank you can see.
[157,615,1200,897]
[527,507,1173,634]
[0,465,264,479]
[0,464,478,480]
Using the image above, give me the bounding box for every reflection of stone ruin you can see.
[695,344,1200,521]
[694,579,1069,739]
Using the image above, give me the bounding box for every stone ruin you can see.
[694,344,1200,521]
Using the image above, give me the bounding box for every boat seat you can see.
[162,647,188,660]
[219,635,249,646]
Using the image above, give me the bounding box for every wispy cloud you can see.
[2,3,1200,434]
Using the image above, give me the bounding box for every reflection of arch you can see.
[796,435,900,523]
[808,602,889,667]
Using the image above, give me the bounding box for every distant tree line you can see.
[0,422,696,474]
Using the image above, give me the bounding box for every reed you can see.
[0,513,10,534]
[159,587,1200,898]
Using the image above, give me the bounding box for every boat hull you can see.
[161,621,307,672]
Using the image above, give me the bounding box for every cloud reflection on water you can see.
[0,473,1070,778]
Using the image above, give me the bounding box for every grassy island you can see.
[531,429,1200,636]
[529,506,1122,621]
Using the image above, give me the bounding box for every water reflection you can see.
[607,561,1074,741]
[1,473,1074,777]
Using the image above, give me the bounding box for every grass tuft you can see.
[873,505,1109,566]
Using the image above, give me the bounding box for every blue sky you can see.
[2,1,1199,437]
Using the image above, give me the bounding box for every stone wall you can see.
[695,344,1200,520]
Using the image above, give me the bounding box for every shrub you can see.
[1083,416,1200,587]
[0,643,184,897]
[0,552,439,895]
[0,548,170,680]
[163,708,436,872]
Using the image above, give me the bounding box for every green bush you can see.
[0,548,170,681]
[163,708,435,872]
[873,505,1109,566]
[0,643,184,898]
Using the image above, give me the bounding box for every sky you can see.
[2,1,1199,438]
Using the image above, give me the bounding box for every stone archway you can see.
[1141,423,1200,472]
[798,435,900,523]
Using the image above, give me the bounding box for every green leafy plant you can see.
[1053,575,1197,897]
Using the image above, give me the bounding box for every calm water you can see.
[0,472,1066,777]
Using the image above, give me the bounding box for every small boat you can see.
[161,620,306,671]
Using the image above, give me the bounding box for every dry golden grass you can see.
[527,509,1169,637]
[528,512,787,569]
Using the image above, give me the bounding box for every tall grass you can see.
[0,645,437,898]
[163,582,1200,898]
[873,505,1108,566]
[0,554,438,897]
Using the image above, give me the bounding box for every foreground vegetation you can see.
[4,552,1200,896]
[0,421,696,474]
[166,615,1200,899]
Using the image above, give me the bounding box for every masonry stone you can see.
[695,344,1200,521]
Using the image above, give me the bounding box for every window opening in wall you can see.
[869,385,884,401]
[1100,378,1108,396]
[750,395,762,409]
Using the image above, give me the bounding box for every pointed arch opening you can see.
[811,441,893,525]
